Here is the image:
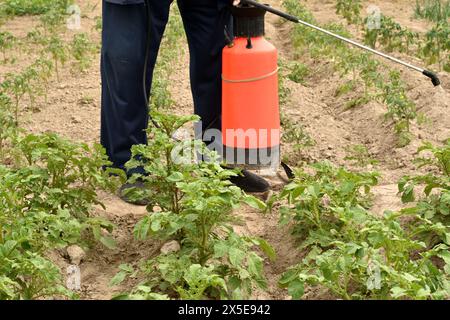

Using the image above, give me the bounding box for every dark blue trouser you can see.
[101,0,230,171]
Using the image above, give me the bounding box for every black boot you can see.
[229,170,270,193]
[119,181,150,206]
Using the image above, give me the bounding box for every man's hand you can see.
[233,0,241,6]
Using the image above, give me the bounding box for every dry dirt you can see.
[1,0,448,299]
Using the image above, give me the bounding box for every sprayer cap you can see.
[232,4,266,38]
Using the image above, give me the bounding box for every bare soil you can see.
[1,0,448,299]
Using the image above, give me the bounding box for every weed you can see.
[344,144,379,168]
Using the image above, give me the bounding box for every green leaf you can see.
[134,216,151,240]
[256,238,276,261]
[100,235,116,249]
[401,184,415,203]
[243,195,267,210]
[167,172,184,182]
[213,241,229,258]
[288,279,304,300]
[110,271,127,286]
[229,247,245,267]
[248,253,264,276]
[279,269,298,286]
[391,286,406,298]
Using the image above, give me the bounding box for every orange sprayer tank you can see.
[222,5,280,169]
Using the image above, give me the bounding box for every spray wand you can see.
[240,0,441,87]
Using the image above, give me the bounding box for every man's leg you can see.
[101,0,172,173]
[177,0,270,192]
[176,0,228,142]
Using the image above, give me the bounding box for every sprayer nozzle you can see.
[423,70,441,87]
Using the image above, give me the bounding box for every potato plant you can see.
[273,162,449,300]
[0,133,123,299]
[2,72,30,124]
[25,29,47,47]
[0,31,16,63]
[32,56,53,103]
[398,141,450,244]
[281,112,315,152]
[344,144,379,168]
[114,112,272,299]
[270,161,379,238]
[2,0,70,16]
[336,0,362,25]
[1,62,48,123]
[421,21,450,71]
[286,61,310,85]
[415,0,450,23]
[277,60,292,105]
[45,35,68,81]
[363,15,420,54]
[70,33,96,73]
[39,7,66,35]
[0,92,19,162]
[380,71,417,147]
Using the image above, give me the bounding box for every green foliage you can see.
[117,112,270,299]
[128,233,269,300]
[415,0,450,23]
[39,7,66,34]
[0,31,16,62]
[0,243,73,300]
[344,144,379,168]
[280,222,450,300]
[1,60,51,122]
[398,141,450,243]
[11,133,121,219]
[286,61,310,85]
[272,162,378,238]
[380,71,417,147]
[2,71,31,124]
[93,16,102,32]
[32,56,53,102]
[25,29,46,46]
[45,35,68,81]
[274,162,449,300]
[278,60,291,105]
[2,0,70,16]
[421,21,450,71]
[0,92,19,162]
[363,15,420,54]
[284,1,418,144]
[70,33,95,73]
[281,112,315,152]
[336,0,362,24]
[0,133,122,299]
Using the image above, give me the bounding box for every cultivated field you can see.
[0,0,449,300]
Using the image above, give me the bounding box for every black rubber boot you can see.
[119,182,150,206]
[229,170,270,193]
